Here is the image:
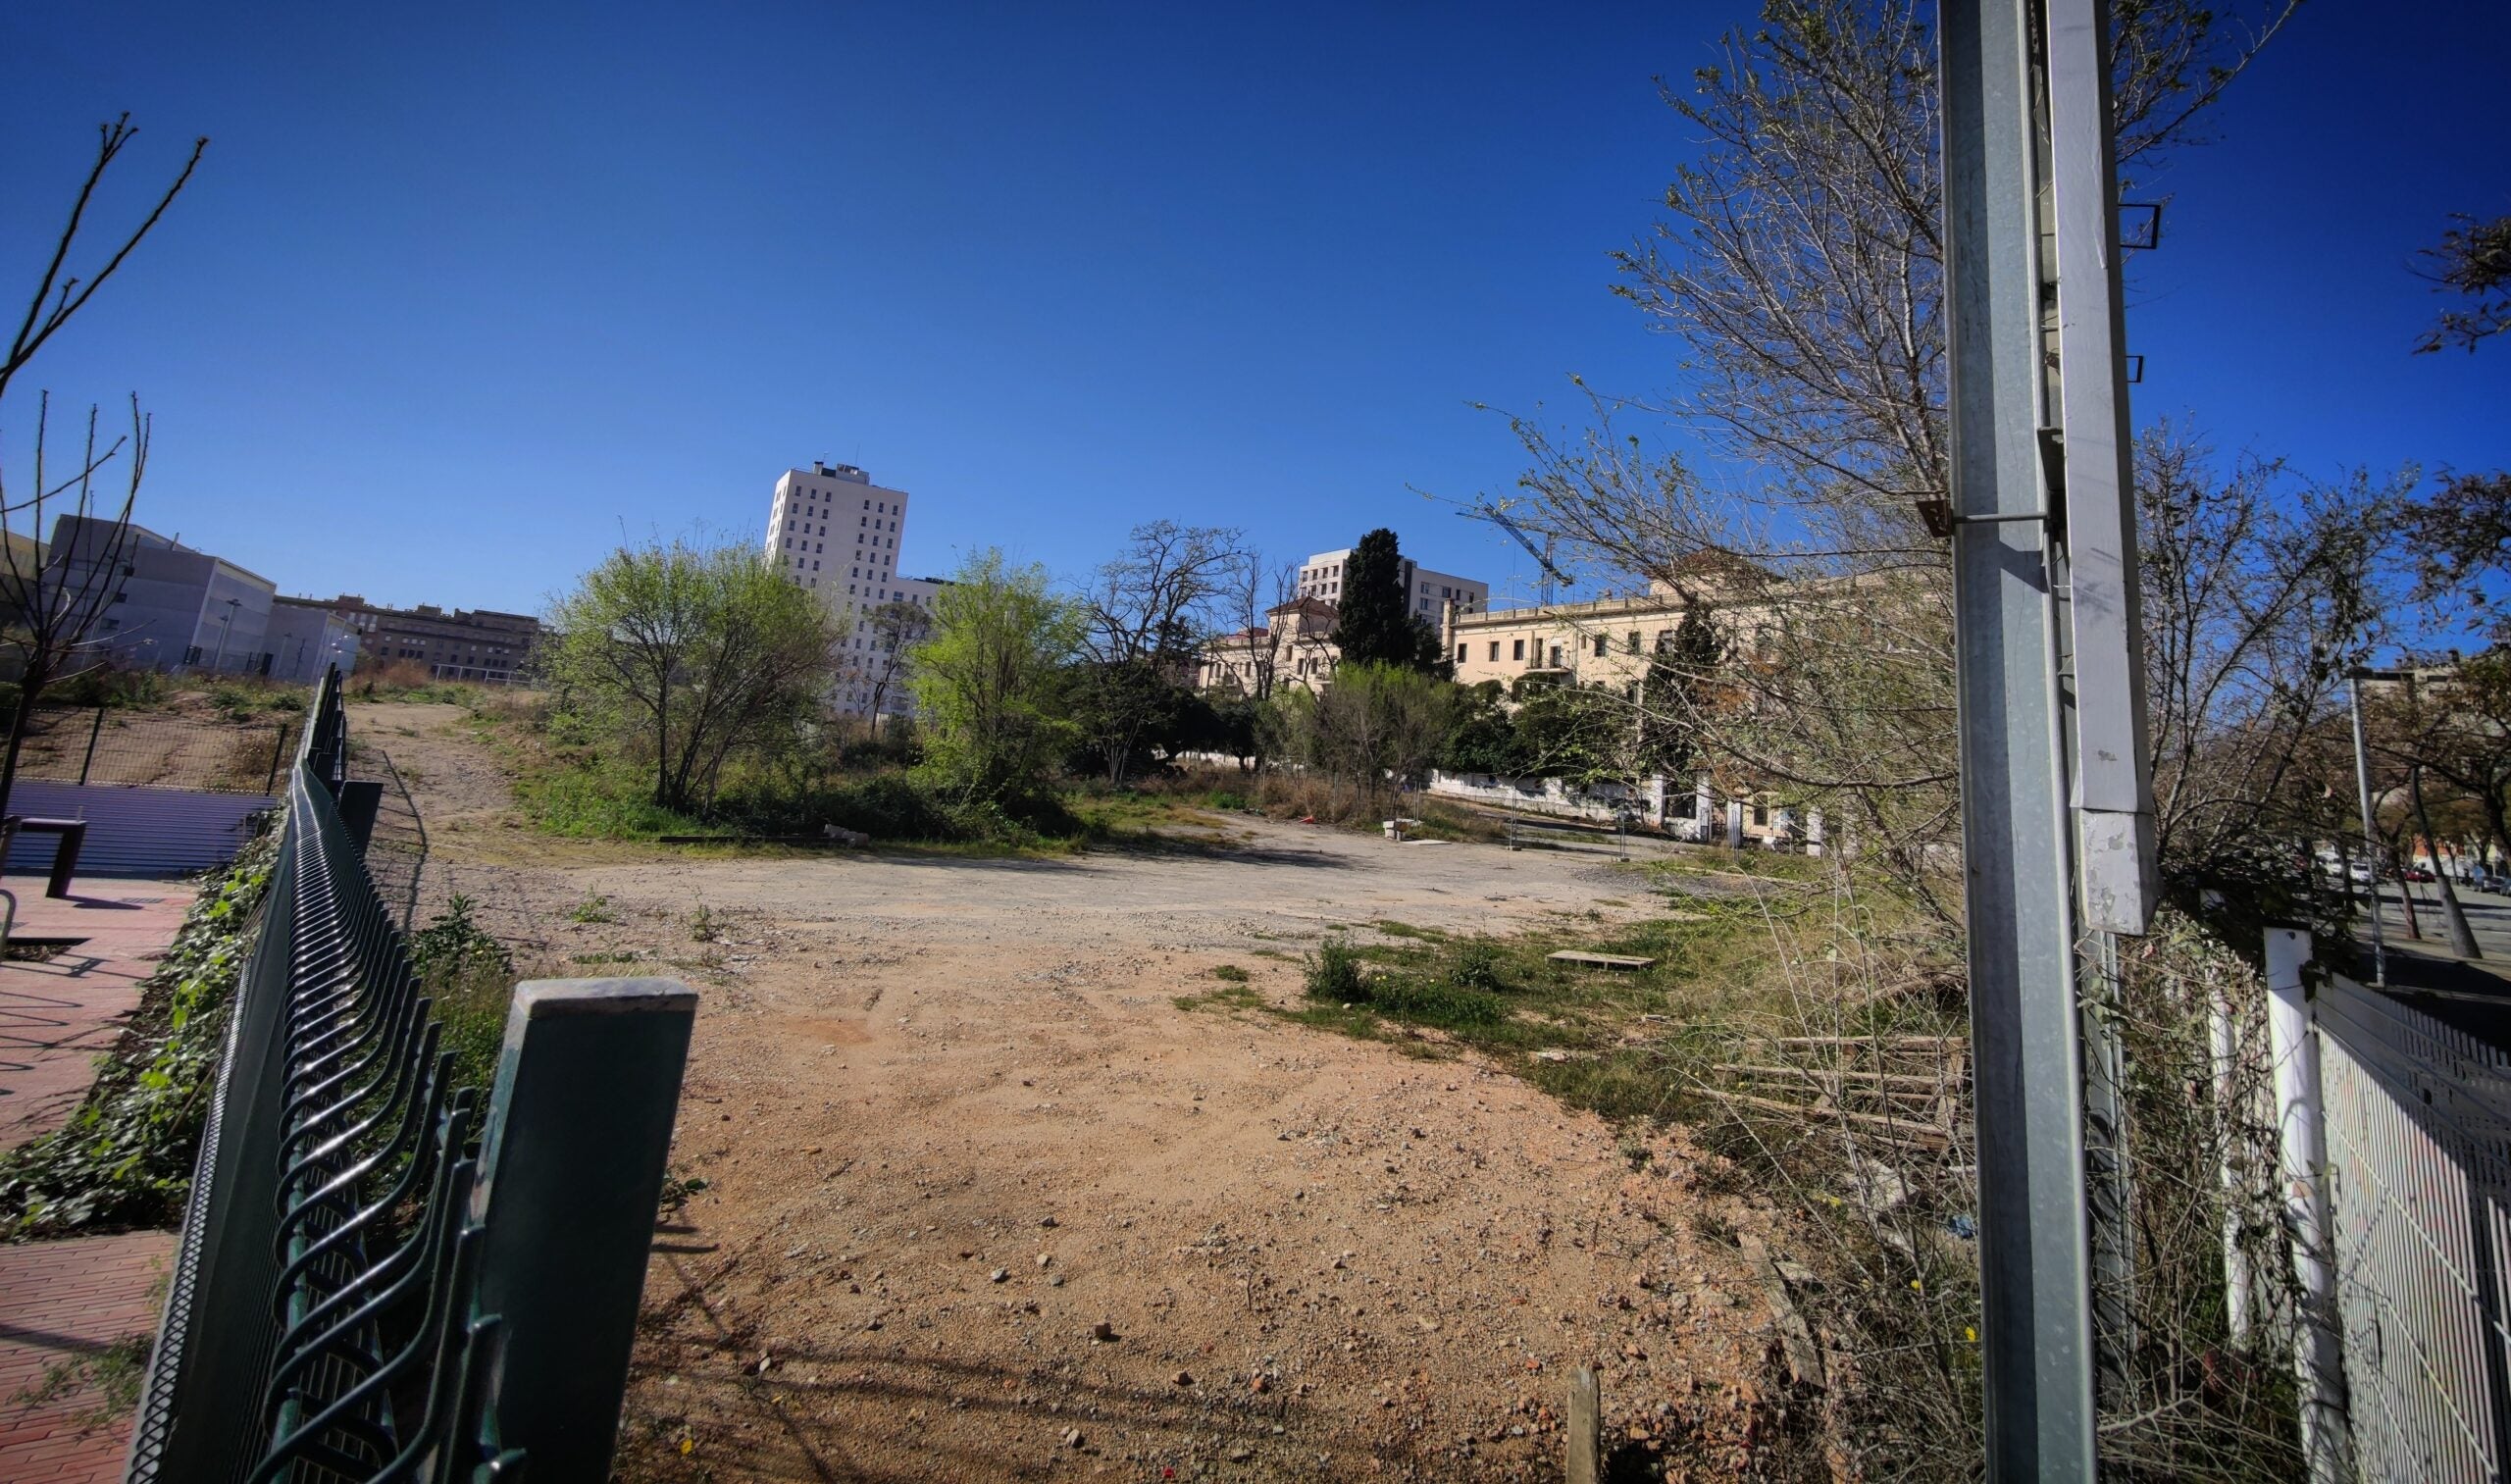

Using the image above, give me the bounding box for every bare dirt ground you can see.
[351,701,1803,1483]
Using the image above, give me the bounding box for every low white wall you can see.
[1424,771,1645,825]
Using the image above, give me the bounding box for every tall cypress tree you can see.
[1333,528,1412,667]
[1640,600,1723,776]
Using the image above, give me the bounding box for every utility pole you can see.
[1941,0,2159,1476]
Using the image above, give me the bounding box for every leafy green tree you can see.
[1333,529,1413,667]
[543,538,836,813]
[1309,662,1457,811]
[1440,681,1524,775]
[1508,675,1621,786]
[1068,657,1193,782]
[908,549,1084,809]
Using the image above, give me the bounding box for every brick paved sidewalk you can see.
[0,877,196,1150]
[0,1231,174,1483]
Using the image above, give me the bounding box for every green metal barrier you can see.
[123,668,695,1483]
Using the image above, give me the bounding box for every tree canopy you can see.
[543,538,837,814]
[908,549,1085,810]
[1332,529,1413,668]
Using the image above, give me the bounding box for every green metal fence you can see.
[122,669,694,1482]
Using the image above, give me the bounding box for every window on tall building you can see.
[1487,640,1499,661]
[1455,642,1466,663]
[1593,635,1609,657]
[1512,639,1524,660]
[1550,643,1563,667]
[1626,632,1641,653]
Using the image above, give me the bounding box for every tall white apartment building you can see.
[1296,547,1487,621]
[766,461,942,720]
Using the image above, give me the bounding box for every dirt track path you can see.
[348,701,1785,1481]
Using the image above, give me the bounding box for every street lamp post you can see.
[210,596,241,674]
[2347,669,2388,986]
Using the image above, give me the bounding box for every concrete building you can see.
[47,515,279,675]
[1296,547,1486,623]
[265,597,363,685]
[304,596,538,683]
[764,461,942,720]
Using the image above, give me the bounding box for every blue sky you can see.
[0,1,2501,616]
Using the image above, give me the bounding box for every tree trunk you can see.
[2384,821,2424,941]
[2410,765,2483,958]
[0,663,52,825]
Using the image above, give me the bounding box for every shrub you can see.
[1450,938,1509,992]
[408,895,513,983]
[1304,937,1364,1001]
[407,896,518,1092]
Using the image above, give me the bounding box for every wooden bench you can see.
[1546,949,1656,971]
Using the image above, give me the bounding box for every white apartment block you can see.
[765,461,941,720]
[1296,547,1486,622]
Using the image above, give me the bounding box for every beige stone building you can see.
[1197,597,1344,695]
[1440,566,1783,695]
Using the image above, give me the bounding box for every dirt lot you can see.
[353,701,1801,1482]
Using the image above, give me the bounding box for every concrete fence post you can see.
[2264,928,2350,1483]
[2207,971,2253,1346]
[463,977,696,1478]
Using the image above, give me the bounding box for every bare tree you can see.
[0,117,207,822]
[1493,0,2304,918]
[861,597,935,742]
[2412,212,2511,355]
[1081,520,1250,668]
[1073,521,1250,783]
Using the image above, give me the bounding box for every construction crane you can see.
[1458,503,1569,607]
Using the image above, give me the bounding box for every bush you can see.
[1450,938,1509,992]
[517,762,706,839]
[1304,937,1365,1001]
[409,895,512,982]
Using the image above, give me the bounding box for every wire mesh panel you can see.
[2316,972,2511,1484]
[4,705,295,793]
[126,670,692,1484]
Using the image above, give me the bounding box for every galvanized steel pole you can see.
[1942,0,2099,1475]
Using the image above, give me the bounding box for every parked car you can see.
[2404,866,2436,883]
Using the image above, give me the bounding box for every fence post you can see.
[2207,970,2253,1346]
[462,977,695,1476]
[2265,927,2350,1482]
[77,705,105,785]
[264,720,288,794]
